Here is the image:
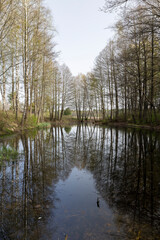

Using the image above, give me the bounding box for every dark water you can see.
[0,125,160,240]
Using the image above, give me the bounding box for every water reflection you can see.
[0,126,160,239]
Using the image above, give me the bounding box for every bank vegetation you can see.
[1,0,160,132]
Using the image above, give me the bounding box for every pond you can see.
[0,125,160,240]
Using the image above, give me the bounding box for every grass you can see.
[1,110,160,136]
[50,115,78,127]
[0,111,20,134]
[0,111,51,136]
[37,122,51,128]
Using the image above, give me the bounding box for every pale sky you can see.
[45,0,116,76]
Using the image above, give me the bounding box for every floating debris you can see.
[97,197,100,208]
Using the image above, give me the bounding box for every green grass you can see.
[0,110,52,136]
[37,122,51,128]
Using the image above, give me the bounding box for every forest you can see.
[1,0,160,127]
[1,1,160,239]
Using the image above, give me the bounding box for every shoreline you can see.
[104,121,160,131]
[0,122,51,137]
[50,119,160,131]
[1,118,160,137]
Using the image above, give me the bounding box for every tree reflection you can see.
[86,128,160,239]
[0,126,160,239]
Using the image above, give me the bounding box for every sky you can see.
[45,0,116,76]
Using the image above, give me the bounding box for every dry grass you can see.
[0,111,20,135]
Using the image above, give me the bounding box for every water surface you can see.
[0,125,160,239]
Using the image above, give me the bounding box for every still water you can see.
[0,125,160,240]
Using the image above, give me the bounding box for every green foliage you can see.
[64,108,72,116]
[0,122,5,131]
[3,128,13,134]
[149,112,160,125]
[7,92,13,104]
[38,122,51,128]
[26,116,50,129]
[26,129,39,138]
[26,115,37,127]
[64,126,72,134]
[0,146,18,161]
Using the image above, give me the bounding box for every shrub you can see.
[38,122,50,128]
[64,108,72,116]
[64,127,71,134]
[26,115,37,126]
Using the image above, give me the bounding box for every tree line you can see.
[73,0,160,123]
[1,0,160,124]
[0,0,74,123]
[58,0,160,124]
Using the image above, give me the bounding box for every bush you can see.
[38,122,50,128]
[64,127,71,134]
[64,108,72,116]
[26,115,37,126]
